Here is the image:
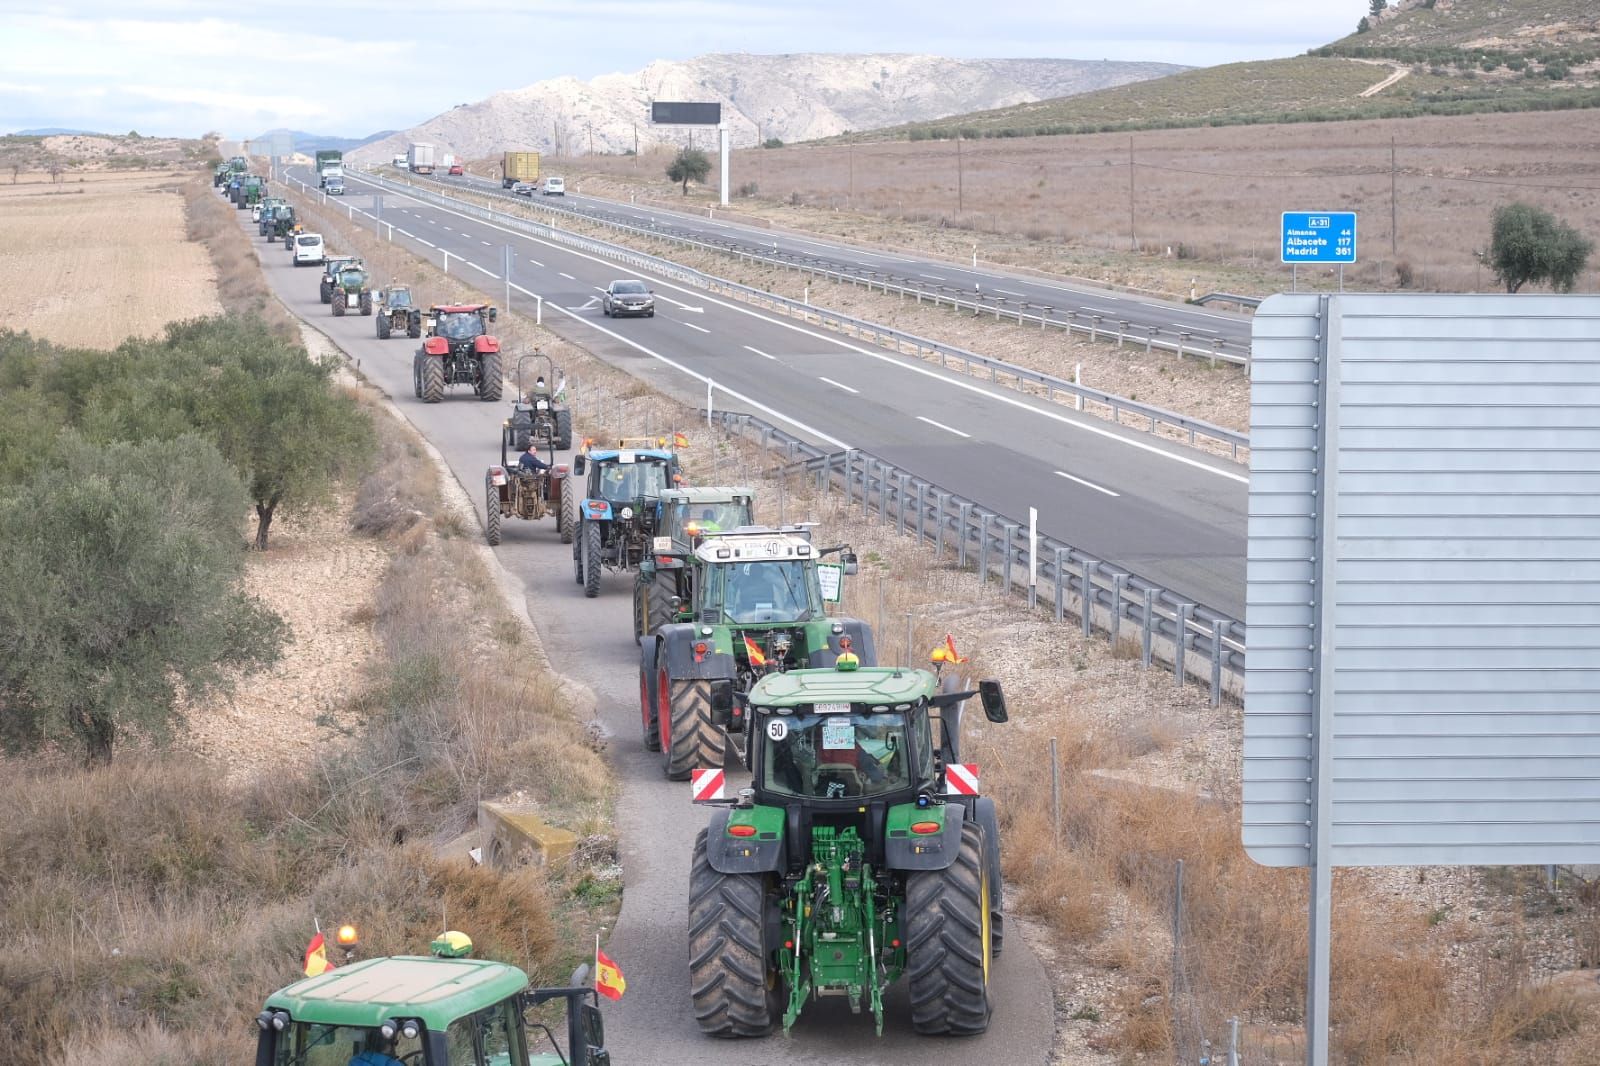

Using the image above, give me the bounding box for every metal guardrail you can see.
[358,171,1250,462]
[1194,292,1263,309]
[705,409,1246,704]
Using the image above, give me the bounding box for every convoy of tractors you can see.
[232,156,1012,1059]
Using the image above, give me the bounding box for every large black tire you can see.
[376,314,390,340]
[973,797,1005,958]
[663,678,720,781]
[359,291,373,316]
[583,522,602,598]
[420,356,445,403]
[558,484,574,544]
[319,279,332,304]
[407,312,422,339]
[648,568,678,634]
[906,821,993,1036]
[412,353,423,398]
[688,830,780,1037]
[478,350,503,401]
[485,480,502,546]
[639,638,661,752]
[554,409,573,451]
[573,521,585,585]
[632,582,648,646]
[332,295,346,317]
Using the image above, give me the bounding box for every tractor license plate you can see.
[347,294,359,306]
[653,537,672,552]
[536,400,549,410]
[814,702,851,716]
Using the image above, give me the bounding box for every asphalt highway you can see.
[242,190,1058,1063]
[433,166,1253,359]
[292,166,1248,618]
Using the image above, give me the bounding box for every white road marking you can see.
[916,415,971,438]
[918,273,946,281]
[396,228,414,238]
[744,346,776,360]
[343,172,1243,482]
[682,321,712,334]
[459,232,472,239]
[481,240,492,246]
[1055,470,1120,497]
[467,262,499,278]
[416,238,436,248]
[818,376,859,394]
[654,294,704,312]
[1080,305,1119,315]
[524,257,544,267]
[995,288,1025,297]
[559,272,576,280]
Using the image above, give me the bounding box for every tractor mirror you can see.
[573,456,586,475]
[978,680,1008,723]
[579,1001,605,1049]
[841,551,859,576]
[489,307,499,322]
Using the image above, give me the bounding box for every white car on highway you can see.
[541,176,565,196]
[292,232,325,267]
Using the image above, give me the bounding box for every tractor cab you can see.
[632,487,755,640]
[503,353,572,458]
[570,441,682,599]
[254,931,610,1066]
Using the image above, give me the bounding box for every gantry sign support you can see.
[650,101,729,206]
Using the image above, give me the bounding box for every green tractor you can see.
[688,661,1009,1038]
[269,204,300,245]
[330,259,373,318]
[631,486,754,643]
[255,930,611,1065]
[375,284,423,339]
[503,353,573,454]
[213,161,231,187]
[638,525,870,779]
[239,175,264,209]
[257,197,287,237]
[570,439,683,600]
[319,254,360,304]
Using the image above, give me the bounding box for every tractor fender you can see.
[882,801,966,872]
[703,806,785,874]
[580,498,614,522]
[474,335,500,354]
[487,466,509,487]
[660,625,737,681]
[806,617,878,669]
[423,337,449,356]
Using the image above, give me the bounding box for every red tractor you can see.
[413,303,503,403]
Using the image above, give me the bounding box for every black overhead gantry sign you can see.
[650,100,730,206]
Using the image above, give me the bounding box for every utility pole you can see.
[848,143,854,201]
[587,123,594,156]
[956,135,963,215]
[1390,136,1398,257]
[1129,135,1137,252]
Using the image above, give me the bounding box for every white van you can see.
[541,176,565,196]
[293,232,325,266]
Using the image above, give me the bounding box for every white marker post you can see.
[706,379,714,427]
[443,250,450,275]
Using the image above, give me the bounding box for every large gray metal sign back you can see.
[1246,292,1600,868]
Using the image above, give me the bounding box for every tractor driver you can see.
[518,444,550,475]
[387,288,410,308]
[348,1031,404,1066]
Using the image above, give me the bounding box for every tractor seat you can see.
[814,764,864,798]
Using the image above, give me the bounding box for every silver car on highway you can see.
[602,279,655,318]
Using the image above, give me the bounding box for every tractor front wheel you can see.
[663,677,721,781]
[688,830,780,1037]
[359,291,373,316]
[906,821,993,1036]
[478,350,503,401]
[377,313,390,340]
[639,638,662,752]
[332,295,345,317]
[583,522,602,598]
[420,356,445,403]
[484,480,502,546]
[319,279,332,304]
[648,568,677,634]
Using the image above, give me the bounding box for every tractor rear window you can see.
[388,289,411,307]
[595,458,670,501]
[763,711,914,800]
[668,501,748,536]
[714,560,818,624]
[273,1023,423,1066]
[436,313,486,340]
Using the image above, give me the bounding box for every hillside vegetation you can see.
[864,1,1600,141]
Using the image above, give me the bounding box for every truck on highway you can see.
[408,142,436,174]
[502,151,541,188]
[315,149,343,188]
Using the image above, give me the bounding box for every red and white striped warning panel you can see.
[690,768,725,803]
[944,763,980,796]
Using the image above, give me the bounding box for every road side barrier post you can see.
[1081,558,1096,637]
[1041,306,1051,331]
[1027,508,1038,610]
[1109,574,1128,647]
[1001,522,1018,592]
[977,512,993,586]
[1147,327,1156,353]
[896,473,909,535]
[1091,316,1101,343]
[1142,589,1155,667]
[1174,603,1195,686]
[1210,618,1225,707]
[1120,321,1130,348]
[1178,332,1189,360]
[915,482,927,543]
[933,492,949,557]
[957,503,973,567]
[1054,548,1066,622]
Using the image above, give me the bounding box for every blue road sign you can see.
[1281,212,1357,264]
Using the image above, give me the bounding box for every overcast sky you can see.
[1,1,1369,137]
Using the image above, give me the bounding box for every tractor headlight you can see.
[400,1020,421,1040]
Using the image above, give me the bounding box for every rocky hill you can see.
[348,53,1184,163]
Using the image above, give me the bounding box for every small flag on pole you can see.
[744,635,767,667]
[595,941,626,1001]
[944,634,968,664]
[673,431,689,448]
[303,931,333,977]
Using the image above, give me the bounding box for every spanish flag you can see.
[303,931,333,977]
[673,431,689,448]
[744,634,767,667]
[595,946,626,1001]
[944,634,968,664]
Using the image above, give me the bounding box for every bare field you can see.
[0,171,220,347]
[563,107,1600,299]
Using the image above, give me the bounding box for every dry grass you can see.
[566,105,1600,299]
[0,171,219,347]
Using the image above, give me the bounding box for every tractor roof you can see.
[433,304,490,314]
[586,448,673,462]
[264,955,528,1030]
[660,486,754,504]
[693,529,815,564]
[750,666,938,709]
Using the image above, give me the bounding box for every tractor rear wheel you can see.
[639,638,661,752]
[559,486,574,544]
[420,357,445,403]
[583,522,602,598]
[320,279,332,304]
[478,350,503,401]
[412,353,423,398]
[360,291,373,316]
[377,314,390,340]
[407,313,421,339]
[688,829,779,1037]
[484,480,502,546]
[906,821,992,1036]
[554,409,573,451]
[663,677,720,781]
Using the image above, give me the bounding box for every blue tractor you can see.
[570,439,683,600]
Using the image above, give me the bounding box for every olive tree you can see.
[1489,202,1594,293]
[0,434,285,763]
[666,148,711,195]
